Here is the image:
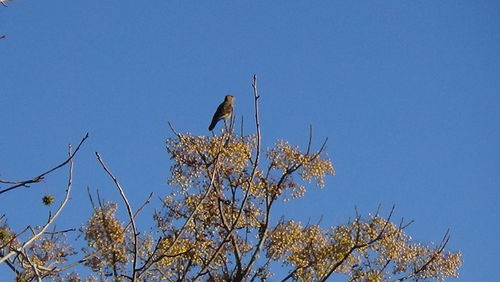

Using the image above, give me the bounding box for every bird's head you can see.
[225,94,235,102]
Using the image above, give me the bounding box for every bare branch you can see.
[167,121,180,137]
[95,152,139,281]
[124,192,153,232]
[42,228,76,235]
[0,133,89,195]
[240,115,244,137]
[1,143,76,265]
[306,124,313,155]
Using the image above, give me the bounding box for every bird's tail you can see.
[208,118,218,131]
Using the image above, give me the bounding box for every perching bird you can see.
[208,95,234,131]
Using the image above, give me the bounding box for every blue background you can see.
[1,1,499,280]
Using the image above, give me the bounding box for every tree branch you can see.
[137,129,229,278]
[0,133,89,195]
[320,206,395,281]
[0,143,76,265]
[95,152,139,281]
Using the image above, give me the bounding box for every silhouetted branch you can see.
[0,133,89,195]
[42,228,76,235]
[306,125,313,155]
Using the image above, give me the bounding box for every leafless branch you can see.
[95,152,139,281]
[0,133,89,195]
[0,143,76,265]
[306,125,313,155]
[42,228,76,235]
[167,121,180,137]
[240,115,244,137]
[124,192,153,232]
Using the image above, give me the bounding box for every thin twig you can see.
[86,186,98,212]
[240,115,244,137]
[0,143,76,265]
[0,133,89,194]
[124,192,153,231]
[167,121,180,137]
[306,125,313,155]
[95,152,138,281]
[43,228,76,235]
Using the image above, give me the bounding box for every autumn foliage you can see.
[0,77,461,281]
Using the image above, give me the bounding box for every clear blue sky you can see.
[1,1,499,280]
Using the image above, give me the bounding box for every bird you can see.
[208,95,234,131]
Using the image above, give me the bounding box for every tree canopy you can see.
[0,77,461,281]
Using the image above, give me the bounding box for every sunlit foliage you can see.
[142,131,460,281]
[0,84,461,281]
[83,202,128,277]
[0,129,461,281]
